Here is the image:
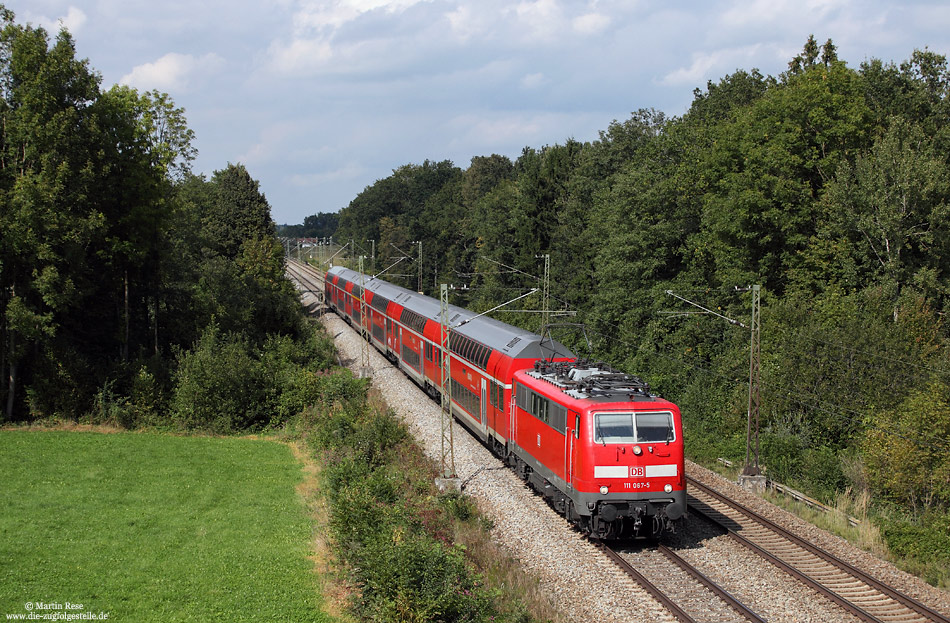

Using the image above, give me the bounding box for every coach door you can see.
[566,410,579,490]
[510,385,519,448]
[480,378,488,434]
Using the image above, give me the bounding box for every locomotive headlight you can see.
[632,445,642,455]
[664,484,673,493]
[599,486,608,495]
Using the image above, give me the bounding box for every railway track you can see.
[285,258,326,309]
[596,539,767,623]
[687,477,950,623]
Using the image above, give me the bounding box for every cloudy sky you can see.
[10,0,950,224]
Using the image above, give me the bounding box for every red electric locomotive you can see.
[511,360,685,538]
[324,264,686,539]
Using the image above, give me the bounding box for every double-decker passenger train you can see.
[325,265,685,539]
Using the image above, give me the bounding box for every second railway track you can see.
[687,477,950,623]
[286,258,327,310]
[597,538,767,623]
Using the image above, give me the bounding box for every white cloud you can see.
[573,11,610,35]
[721,0,845,28]
[446,5,487,42]
[292,0,431,33]
[266,38,334,74]
[22,6,87,34]
[292,3,360,32]
[520,72,548,89]
[446,111,574,149]
[661,45,765,86]
[120,52,225,92]
[266,0,439,76]
[239,122,332,166]
[510,0,567,42]
[263,0,633,80]
[59,6,87,33]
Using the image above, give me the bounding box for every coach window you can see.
[476,344,488,368]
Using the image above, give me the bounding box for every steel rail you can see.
[656,543,767,623]
[690,499,883,622]
[286,259,326,296]
[688,476,950,623]
[590,539,697,623]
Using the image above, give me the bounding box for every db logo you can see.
[630,466,645,478]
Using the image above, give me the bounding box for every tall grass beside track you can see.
[0,430,330,622]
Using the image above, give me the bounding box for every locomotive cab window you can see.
[593,411,675,444]
[594,413,634,444]
[635,412,675,442]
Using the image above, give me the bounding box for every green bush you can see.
[800,445,847,501]
[357,531,496,623]
[880,511,950,587]
[259,329,340,425]
[326,462,407,549]
[441,492,478,522]
[167,322,347,433]
[683,419,745,465]
[350,408,410,467]
[23,344,95,421]
[89,380,135,429]
[761,433,804,484]
[169,325,268,432]
[305,378,371,450]
[128,359,169,427]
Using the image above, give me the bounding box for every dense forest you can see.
[0,8,333,432]
[278,212,340,239]
[327,37,950,580]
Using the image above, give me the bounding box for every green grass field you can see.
[0,430,331,622]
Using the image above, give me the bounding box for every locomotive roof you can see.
[327,264,574,360]
[521,360,668,404]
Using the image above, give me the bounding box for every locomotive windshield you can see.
[593,411,675,444]
[635,412,675,442]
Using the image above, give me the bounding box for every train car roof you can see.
[515,361,677,408]
[327,264,574,361]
